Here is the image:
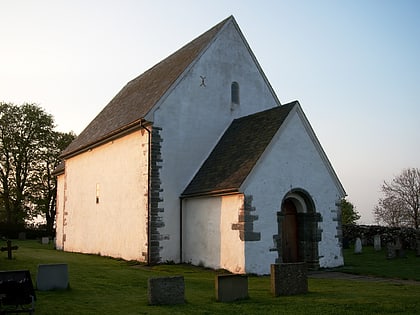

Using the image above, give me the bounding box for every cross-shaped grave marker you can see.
[1,239,18,259]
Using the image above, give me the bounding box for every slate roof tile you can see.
[182,101,297,197]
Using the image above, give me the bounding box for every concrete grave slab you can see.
[354,237,362,254]
[36,263,69,291]
[147,276,185,305]
[41,237,49,245]
[271,262,308,296]
[215,274,248,302]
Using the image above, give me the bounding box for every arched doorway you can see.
[276,190,322,269]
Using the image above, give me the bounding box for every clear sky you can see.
[1,0,419,224]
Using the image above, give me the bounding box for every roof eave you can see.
[181,188,240,199]
[60,119,149,159]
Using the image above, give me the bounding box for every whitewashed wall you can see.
[149,19,279,262]
[57,130,149,261]
[182,194,245,273]
[241,108,344,275]
[55,173,65,250]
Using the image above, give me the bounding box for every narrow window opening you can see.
[231,81,240,105]
[96,183,100,204]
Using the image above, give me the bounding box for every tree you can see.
[32,131,75,234]
[0,102,56,226]
[374,168,420,229]
[340,198,360,225]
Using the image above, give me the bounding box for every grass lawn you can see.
[340,246,420,281]
[0,240,419,315]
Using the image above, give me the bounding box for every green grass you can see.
[340,246,420,281]
[0,240,419,314]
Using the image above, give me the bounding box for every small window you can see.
[231,82,240,105]
[96,183,100,204]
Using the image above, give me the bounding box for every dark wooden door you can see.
[282,199,299,263]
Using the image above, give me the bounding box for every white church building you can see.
[54,16,345,275]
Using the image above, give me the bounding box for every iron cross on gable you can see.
[1,239,18,260]
[200,76,206,87]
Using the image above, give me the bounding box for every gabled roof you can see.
[182,102,297,197]
[61,16,232,158]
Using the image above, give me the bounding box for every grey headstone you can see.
[36,263,69,291]
[354,237,362,254]
[41,237,49,245]
[374,235,381,251]
[215,274,248,302]
[386,242,397,259]
[271,262,308,296]
[417,233,420,257]
[18,232,26,240]
[148,276,185,305]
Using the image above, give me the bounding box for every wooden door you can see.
[282,199,299,263]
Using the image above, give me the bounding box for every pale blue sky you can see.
[1,1,419,224]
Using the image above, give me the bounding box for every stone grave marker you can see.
[215,274,248,302]
[41,237,49,245]
[271,262,308,296]
[1,239,18,259]
[374,234,381,251]
[148,276,185,305]
[386,242,396,259]
[18,232,26,240]
[36,263,69,291]
[354,237,362,254]
[417,233,420,257]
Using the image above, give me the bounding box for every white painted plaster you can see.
[241,109,345,274]
[182,195,245,273]
[150,19,279,262]
[56,131,149,261]
[55,173,65,250]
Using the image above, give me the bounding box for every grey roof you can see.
[61,16,232,157]
[182,102,297,197]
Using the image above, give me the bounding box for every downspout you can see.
[140,120,152,265]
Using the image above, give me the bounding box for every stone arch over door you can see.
[275,189,322,269]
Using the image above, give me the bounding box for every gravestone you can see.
[1,239,18,259]
[41,237,49,245]
[393,237,406,258]
[342,237,350,249]
[354,237,362,254]
[374,235,381,251]
[148,276,185,305]
[36,263,69,291]
[417,233,420,257]
[0,270,36,314]
[215,274,248,302]
[18,232,26,240]
[271,262,308,296]
[386,242,397,259]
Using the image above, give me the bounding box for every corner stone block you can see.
[215,274,248,302]
[148,276,185,305]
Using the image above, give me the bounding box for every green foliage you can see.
[0,102,74,231]
[1,240,419,315]
[340,199,360,225]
